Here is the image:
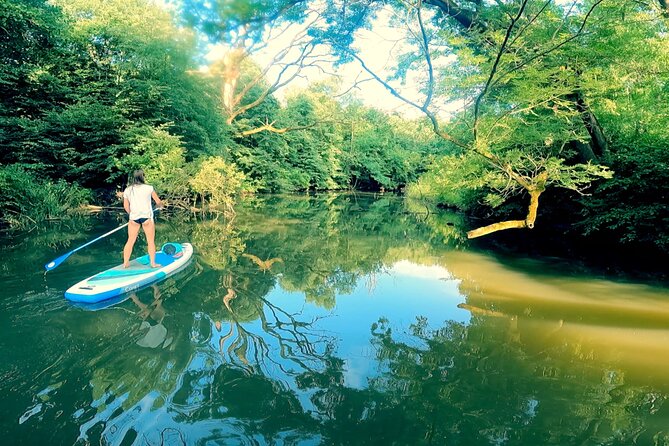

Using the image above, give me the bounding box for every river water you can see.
[1,194,668,445]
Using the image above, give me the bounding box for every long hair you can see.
[131,169,146,186]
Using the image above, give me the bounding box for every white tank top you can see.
[123,184,154,220]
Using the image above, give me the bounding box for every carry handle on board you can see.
[44,208,163,272]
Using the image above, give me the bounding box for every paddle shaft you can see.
[70,222,129,254]
[44,222,129,271]
[44,208,163,272]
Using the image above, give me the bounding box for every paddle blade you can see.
[44,252,72,272]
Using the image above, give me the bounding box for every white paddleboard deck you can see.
[65,242,193,303]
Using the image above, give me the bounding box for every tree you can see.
[0,0,229,191]
[181,0,336,134]
[327,0,621,237]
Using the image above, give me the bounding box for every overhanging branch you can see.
[238,119,340,137]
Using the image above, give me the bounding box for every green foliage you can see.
[0,164,90,228]
[190,156,251,210]
[225,80,440,193]
[115,126,253,211]
[410,148,612,218]
[4,0,667,252]
[407,153,494,210]
[339,106,444,191]
[181,0,309,43]
[1,0,228,189]
[115,124,189,196]
[278,92,344,190]
[363,0,665,245]
[580,144,669,249]
[0,0,454,224]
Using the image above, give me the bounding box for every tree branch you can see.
[472,0,529,140]
[467,171,547,238]
[424,0,479,30]
[417,0,435,110]
[239,120,327,137]
[339,4,469,150]
[491,0,605,89]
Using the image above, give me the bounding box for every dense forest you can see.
[1,0,668,256]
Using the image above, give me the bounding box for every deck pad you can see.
[90,252,177,281]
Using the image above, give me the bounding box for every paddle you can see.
[44,222,129,272]
[44,207,164,272]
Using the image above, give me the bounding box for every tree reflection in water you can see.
[213,272,334,377]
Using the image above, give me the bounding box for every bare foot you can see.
[123,262,130,268]
[150,263,162,268]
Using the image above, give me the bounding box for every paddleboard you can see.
[64,242,193,303]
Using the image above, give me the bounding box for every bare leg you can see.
[142,219,160,268]
[123,221,141,268]
[130,293,150,320]
[148,285,165,322]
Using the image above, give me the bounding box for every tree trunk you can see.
[220,47,246,124]
[574,91,610,163]
[569,140,598,164]
[660,0,669,16]
[564,90,609,163]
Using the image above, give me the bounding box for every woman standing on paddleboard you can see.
[123,170,163,268]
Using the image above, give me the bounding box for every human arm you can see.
[151,190,163,209]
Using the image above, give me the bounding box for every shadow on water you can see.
[0,193,668,445]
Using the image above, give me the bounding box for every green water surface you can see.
[1,194,669,445]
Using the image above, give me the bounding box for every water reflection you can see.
[132,286,171,349]
[0,194,668,445]
[448,250,669,384]
[242,253,284,273]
